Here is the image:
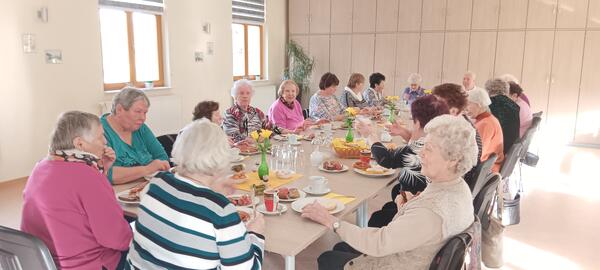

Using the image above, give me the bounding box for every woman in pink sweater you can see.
[268,80,313,133]
[21,111,132,270]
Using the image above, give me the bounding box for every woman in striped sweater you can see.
[127,119,265,269]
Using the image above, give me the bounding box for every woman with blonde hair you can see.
[340,73,369,109]
[268,80,314,133]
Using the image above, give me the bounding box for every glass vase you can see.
[258,150,270,182]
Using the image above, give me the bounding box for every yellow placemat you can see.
[323,193,356,205]
[235,172,303,191]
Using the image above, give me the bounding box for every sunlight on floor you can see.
[502,237,582,270]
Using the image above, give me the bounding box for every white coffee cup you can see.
[288,134,298,144]
[309,176,328,193]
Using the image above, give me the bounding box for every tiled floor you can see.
[1,145,599,269]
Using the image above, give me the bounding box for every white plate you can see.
[116,185,148,205]
[291,197,345,215]
[318,164,349,173]
[278,189,307,202]
[352,167,396,177]
[227,194,260,207]
[256,204,288,215]
[302,186,331,196]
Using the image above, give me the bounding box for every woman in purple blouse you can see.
[268,80,313,133]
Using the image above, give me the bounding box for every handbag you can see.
[481,181,505,268]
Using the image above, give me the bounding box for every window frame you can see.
[102,10,165,91]
[232,23,264,81]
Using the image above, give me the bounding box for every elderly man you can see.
[223,79,273,142]
[102,87,170,184]
[462,71,485,92]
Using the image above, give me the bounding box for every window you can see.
[232,23,263,80]
[98,0,165,91]
[232,0,265,80]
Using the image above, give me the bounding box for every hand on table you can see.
[246,212,265,235]
[301,201,338,229]
[146,159,170,175]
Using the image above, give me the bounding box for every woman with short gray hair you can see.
[303,115,476,270]
[466,88,505,172]
[485,79,520,153]
[224,79,274,143]
[402,73,425,105]
[102,87,170,184]
[127,119,266,269]
[21,111,132,270]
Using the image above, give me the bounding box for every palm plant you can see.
[283,40,314,104]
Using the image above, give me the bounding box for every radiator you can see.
[100,95,183,136]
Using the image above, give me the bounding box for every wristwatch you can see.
[332,220,341,233]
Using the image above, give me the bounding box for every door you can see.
[398,0,423,31]
[309,0,331,34]
[442,32,470,84]
[353,0,377,32]
[499,0,528,29]
[494,31,526,80]
[527,0,558,28]
[422,0,447,31]
[331,0,353,33]
[395,33,421,96]
[374,33,398,93]
[309,36,331,94]
[351,34,376,80]
[418,33,445,88]
[468,31,497,87]
[330,35,353,95]
[520,30,555,114]
[376,0,399,32]
[289,0,309,34]
[446,0,472,30]
[472,0,500,30]
[556,0,589,29]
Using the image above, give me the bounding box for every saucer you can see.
[302,186,331,196]
[256,204,288,215]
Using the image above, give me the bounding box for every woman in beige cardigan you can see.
[302,114,478,270]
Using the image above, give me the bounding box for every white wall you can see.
[0,0,287,182]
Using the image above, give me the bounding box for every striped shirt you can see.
[127,172,265,270]
[223,104,272,143]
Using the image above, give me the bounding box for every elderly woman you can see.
[21,111,132,270]
[193,100,224,125]
[466,88,505,173]
[485,78,521,154]
[500,73,530,106]
[309,72,345,121]
[268,80,313,132]
[102,87,170,184]
[224,79,273,143]
[402,73,425,105]
[363,72,386,107]
[127,119,266,269]
[508,82,533,138]
[303,115,477,270]
[340,73,369,109]
[358,95,450,228]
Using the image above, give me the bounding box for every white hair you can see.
[499,74,520,84]
[171,119,236,176]
[50,111,100,152]
[111,87,150,114]
[407,73,422,84]
[424,115,478,176]
[467,87,492,108]
[230,79,254,98]
[464,71,476,80]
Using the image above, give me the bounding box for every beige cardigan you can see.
[337,178,474,270]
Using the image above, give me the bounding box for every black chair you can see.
[302,108,310,119]
[469,153,497,197]
[429,216,480,270]
[156,133,178,158]
[532,111,543,119]
[519,115,542,164]
[0,226,57,270]
[473,173,501,230]
[500,141,523,179]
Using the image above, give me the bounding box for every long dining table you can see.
[113,126,405,270]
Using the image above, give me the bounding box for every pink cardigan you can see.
[21,159,132,270]
[268,99,304,130]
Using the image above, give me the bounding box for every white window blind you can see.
[99,0,164,14]
[232,0,265,24]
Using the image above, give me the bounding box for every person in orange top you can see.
[465,88,504,172]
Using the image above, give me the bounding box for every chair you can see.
[469,154,497,197]
[0,226,57,270]
[499,141,523,179]
[429,216,481,270]
[532,111,543,118]
[473,173,501,230]
[156,133,178,158]
[302,108,310,119]
[519,115,542,163]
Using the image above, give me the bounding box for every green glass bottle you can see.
[258,150,269,182]
[345,126,354,143]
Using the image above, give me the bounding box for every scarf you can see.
[345,86,363,101]
[50,149,104,173]
[279,96,295,110]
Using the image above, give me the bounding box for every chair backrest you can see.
[302,108,310,119]
[429,217,480,270]
[469,153,497,197]
[473,173,501,229]
[532,111,543,119]
[499,141,523,179]
[0,226,57,270]
[519,116,542,160]
[156,133,178,158]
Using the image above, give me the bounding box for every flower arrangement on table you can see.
[249,129,273,182]
[424,89,433,95]
[384,96,401,123]
[344,107,359,142]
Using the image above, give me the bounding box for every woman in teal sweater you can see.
[102,87,169,184]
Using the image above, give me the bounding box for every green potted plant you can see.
[283,40,314,106]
